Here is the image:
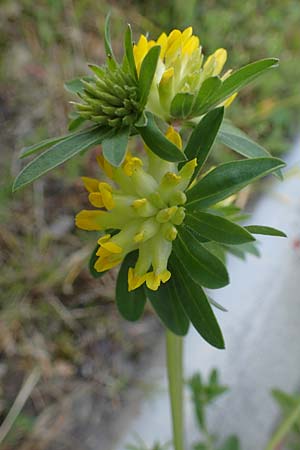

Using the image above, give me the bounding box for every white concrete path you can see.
[115,140,300,450]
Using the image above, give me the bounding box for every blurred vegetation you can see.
[0,0,299,448]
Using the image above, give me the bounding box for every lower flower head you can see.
[76,127,197,291]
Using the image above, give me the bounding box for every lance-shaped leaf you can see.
[116,252,146,322]
[138,46,161,107]
[217,121,283,180]
[104,12,117,69]
[146,276,190,336]
[170,93,194,119]
[20,135,70,159]
[192,76,222,115]
[186,157,285,210]
[244,225,287,237]
[174,227,229,289]
[137,112,186,162]
[183,107,224,179]
[195,58,279,116]
[64,76,94,95]
[102,127,130,167]
[185,211,255,244]
[171,256,225,349]
[13,126,113,191]
[124,24,138,80]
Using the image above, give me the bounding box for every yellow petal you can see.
[213,48,227,75]
[75,210,106,231]
[81,177,99,193]
[165,126,182,149]
[182,36,200,55]
[101,241,123,254]
[88,192,104,208]
[160,67,174,85]
[160,269,171,283]
[223,92,238,108]
[128,268,146,291]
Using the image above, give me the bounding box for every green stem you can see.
[166,330,184,450]
[264,400,300,450]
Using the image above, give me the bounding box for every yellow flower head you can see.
[76,128,197,292]
[133,27,236,121]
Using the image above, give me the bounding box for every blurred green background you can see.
[0,1,299,448]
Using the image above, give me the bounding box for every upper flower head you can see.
[133,27,236,121]
[76,127,197,291]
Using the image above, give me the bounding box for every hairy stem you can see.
[166,330,184,450]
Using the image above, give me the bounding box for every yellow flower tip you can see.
[160,67,175,85]
[156,206,178,223]
[165,126,182,150]
[162,222,178,241]
[134,231,145,243]
[88,192,104,208]
[145,270,171,291]
[123,157,143,176]
[94,255,122,272]
[128,268,146,291]
[223,92,238,108]
[182,26,193,40]
[171,207,186,226]
[101,241,123,254]
[98,182,113,192]
[132,198,147,209]
[182,36,200,56]
[99,182,115,210]
[164,172,182,186]
[81,176,99,193]
[75,210,105,231]
[97,234,111,245]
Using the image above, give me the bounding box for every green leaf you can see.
[185,211,255,244]
[137,112,186,162]
[196,58,279,115]
[20,135,70,159]
[174,227,229,289]
[192,76,222,115]
[170,93,194,119]
[245,225,287,237]
[68,115,86,132]
[186,157,285,210]
[138,46,161,107]
[218,121,271,159]
[223,241,260,259]
[88,64,105,78]
[124,24,138,80]
[104,12,117,69]
[116,252,146,321]
[146,276,190,336]
[184,107,224,179]
[64,76,94,95]
[13,126,113,191]
[217,122,283,180]
[102,127,130,167]
[171,257,225,348]
[89,245,107,278]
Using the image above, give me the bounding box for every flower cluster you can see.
[133,27,236,121]
[76,127,196,291]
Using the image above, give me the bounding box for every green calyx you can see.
[74,65,140,129]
